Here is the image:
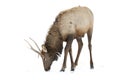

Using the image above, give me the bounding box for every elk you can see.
[25,6,94,71]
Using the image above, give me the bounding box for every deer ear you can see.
[42,44,47,53]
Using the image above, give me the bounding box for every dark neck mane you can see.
[44,23,63,60]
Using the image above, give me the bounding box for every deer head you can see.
[25,38,54,71]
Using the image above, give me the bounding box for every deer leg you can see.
[69,47,75,71]
[87,29,94,69]
[75,37,83,67]
[60,35,74,72]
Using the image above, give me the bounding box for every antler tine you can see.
[29,37,41,52]
[24,39,41,56]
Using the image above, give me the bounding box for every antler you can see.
[25,37,43,58]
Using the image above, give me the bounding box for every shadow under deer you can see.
[25,6,94,71]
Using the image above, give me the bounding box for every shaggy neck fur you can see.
[44,23,63,60]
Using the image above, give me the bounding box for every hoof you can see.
[90,65,94,69]
[71,68,75,71]
[60,66,66,72]
[60,69,65,72]
[71,66,75,71]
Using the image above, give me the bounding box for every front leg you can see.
[60,35,74,72]
[75,37,83,67]
[69,47,75,71]
[60,43,70,72]
[60,48,68,71]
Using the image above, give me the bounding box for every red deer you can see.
[25,6,94,71]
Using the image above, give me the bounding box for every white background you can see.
[0,0,120,80]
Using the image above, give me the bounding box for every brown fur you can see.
[26,6,94,71]
[45,24,63,60]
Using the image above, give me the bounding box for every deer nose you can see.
[45,67,50,71]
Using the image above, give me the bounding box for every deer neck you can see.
[44,25,63,56]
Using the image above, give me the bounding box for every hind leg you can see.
[87,28,94,69]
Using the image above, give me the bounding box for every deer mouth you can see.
[45,67,50,71]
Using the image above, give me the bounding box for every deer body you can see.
[56,6,93,41]
[26,6,94,71]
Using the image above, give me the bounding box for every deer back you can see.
[55,6,93,40]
